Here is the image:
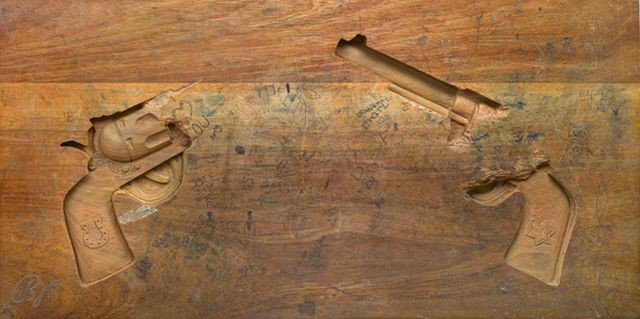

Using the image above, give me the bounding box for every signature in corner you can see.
[11,273,58,308]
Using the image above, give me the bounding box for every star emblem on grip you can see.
[526,219,556,247]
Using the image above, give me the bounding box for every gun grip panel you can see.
[64,175,134,284]
[63,130,191,285]
[468,167,577,286]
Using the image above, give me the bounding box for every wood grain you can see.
[0,83,638,318]
[0,0,638,83]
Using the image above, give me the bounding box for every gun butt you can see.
[505,169,577,286]
[467,166,577,286]
[64,175,134,284]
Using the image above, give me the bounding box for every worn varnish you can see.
[0,83,638,318]
[0,0,638,83]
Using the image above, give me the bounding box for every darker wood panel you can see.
[0,84,638,318]
[0,0,637,83]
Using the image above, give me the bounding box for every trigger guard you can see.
[61,140,92,158]
[467,181,518,206]
[121,154,185,205]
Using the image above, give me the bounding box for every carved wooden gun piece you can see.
[465,152,577,286]
[336,35,576,286]
[335,34,507,146]
[62,85,194,285]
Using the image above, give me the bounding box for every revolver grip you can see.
[468,167,577,286]
[63,174,133,284]
[506,169,576,286]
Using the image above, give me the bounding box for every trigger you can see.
[61,140,92,158]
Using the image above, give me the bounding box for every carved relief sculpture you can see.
[335,34,577,286]
[61,85,195,285]
[59,36,578,287]
[464,151,577,285]
[335,34,508,150]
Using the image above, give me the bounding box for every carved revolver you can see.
[336,34,577,285]
[61,85,195,284]
[335,34,508,148]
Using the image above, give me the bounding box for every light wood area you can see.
[0,83,638,318]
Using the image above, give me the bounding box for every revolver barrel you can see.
[335,34,505,132]
[336,34,458,111]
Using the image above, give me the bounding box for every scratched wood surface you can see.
[0,83,638,318]
[1,0,639,317]
[0,0,638,83]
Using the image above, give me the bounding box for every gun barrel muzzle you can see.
[335,34,458,109]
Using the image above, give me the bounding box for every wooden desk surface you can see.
[0,0,637,83]
[0,1,638,318]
